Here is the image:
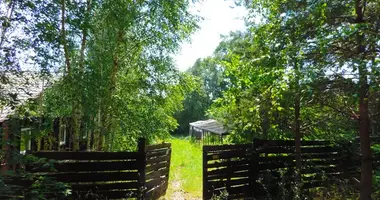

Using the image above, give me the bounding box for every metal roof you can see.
[189,119,228,135]
[0,72,51,122]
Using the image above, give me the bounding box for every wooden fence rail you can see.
[2,138,171,200]
[203,139,380,200]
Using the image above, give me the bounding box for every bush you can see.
[0,153,70,199]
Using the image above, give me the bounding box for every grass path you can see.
[161,137,202,199]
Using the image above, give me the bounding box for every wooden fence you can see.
[203,139,380,200]
[3,138,171,200]
[203,144,253,199]
[144,143,171,199]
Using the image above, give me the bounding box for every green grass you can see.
[167,136,202,198]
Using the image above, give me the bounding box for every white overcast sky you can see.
[174,0,247,71]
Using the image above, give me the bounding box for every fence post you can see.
[202,145,208,200]
[138,138,146,200]
[250,138,259,198]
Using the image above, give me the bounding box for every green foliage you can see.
[0,154,70,199]
[2,0,201,151]
[208,0,380,143]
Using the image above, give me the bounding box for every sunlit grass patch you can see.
[167,136,202,198]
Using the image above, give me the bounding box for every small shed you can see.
[189,119,228,144]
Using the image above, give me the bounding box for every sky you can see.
[174,0,248,72]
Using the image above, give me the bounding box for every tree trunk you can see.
[0,0,15,49]
[58,118,63,151]
[72,111,80,151]
[294,60,302,187]
[359,67,372,200]
[355,1,372,199]
[86,128,92,151]
[61,0,71,74]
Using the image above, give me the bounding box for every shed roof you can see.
[189,119,228,135]
[0,72,52,122]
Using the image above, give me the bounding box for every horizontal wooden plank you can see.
[304,159,342,166]
[146,150,171,159]
[206,159,250,169]
[28,160,140,172]
[207,170,250,180]
[203,144,251,152]
[206,150,249,160]
[207,178,250,190]
[301,146,342,153]
[45,172,139,182]
[302,153,341,159]
[258,155,294,162]
[31,151,141,160]
[254,140,332,147]
[207,164,250,176]
[71,182,139,191]
[145,177,166,190]
[146,143,171,151]
[257,147,294,154]
[146,155,170,165]
[146,168,169,180]
[146,162,169,173]
[147,148,170,155]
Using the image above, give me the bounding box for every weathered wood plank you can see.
[207,164,250,176]
[145,177,165,191]
[207,178,249,190]
[203,144,251,152]
[146,154,170,165]
[206,159,250,168]
[45,172,139,182]
[31,151,141,160]
[146,162,169,173]
[301,153,341,159]
[146,143,171,151]
[146,149,171,159]
[255,140,333,147]
[206,150,249,160]
[207,170,250,180]
[146,148,170,156]
[28,160,140,172]
[256,146,294,153]
[301,146,342,153]
[146,168,169,180]
[258,155,294,162]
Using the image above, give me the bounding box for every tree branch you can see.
[79,0,92,71]
[61,0,71,75]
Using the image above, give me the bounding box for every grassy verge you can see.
[165,136,202,198]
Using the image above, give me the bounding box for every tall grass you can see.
[167,137,202,198]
